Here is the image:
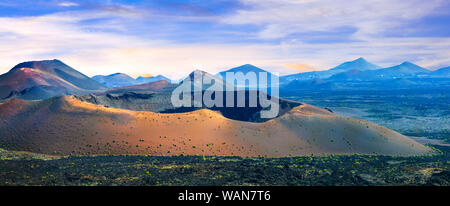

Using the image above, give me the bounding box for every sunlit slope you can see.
[0,96,433,157]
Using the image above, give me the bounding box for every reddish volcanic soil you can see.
[0,96,434,157]
[0,68,79,92]
[0,60,107,99]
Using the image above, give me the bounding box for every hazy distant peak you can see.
[220,64,269,74]
[435,66,450,72]
[400,61,415,66]
[108,73,133,78]
[238,64,260,69]
[387,61,429,72]
[431,66,450,76]
[91,72,137,88]
[93,73,135,80]
[354,57,367,62]
[135,75,172,84]
[329,57,381,71]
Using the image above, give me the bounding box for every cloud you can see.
[58,2,79,7]
[0,10,288,79]
[0,10,157,73]
[0,0,449,79]
[222,0,447,40]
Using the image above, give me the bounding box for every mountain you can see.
[97,80,176,95]
[218,64,270,75]
[92,73,137,88]
[0,59,107,100]
[280,58,381,82]
[93,73,173,88]
[327,61,431,81]
[327,69,370,81]
[78,69,299,122]
[183,70,231,91]
[136,75,171,84]
[329,57,382,71]
[370,62,430,79]
[283,78,337,90]
[217,64,277,88]
[0,96,433,157]
[431,66,450,77]
[77,85,300,123]
[280,70,331,83]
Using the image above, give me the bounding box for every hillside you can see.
[431,67,450,77]
[9,60,106,90]
[0,60,107,100]
[0,96,433,157]
[75,88,301,123]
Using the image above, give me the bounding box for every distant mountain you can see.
[370,62,430,79]
[280,58,381,82]
[136,75,171,84]
[280,70,331,83]
[282,78,337,91]
[0,59,107,100]
[217,64,277,88]
[92,73,172,88]
[329,57,382,71]
[76,70,300,122]
[182,70,230,91]
[97,80,176,95]
[431,66,450,77]
[92,73,137,88]
[218,64,269,75]
[327,69,370,81]
[327,61,431,81]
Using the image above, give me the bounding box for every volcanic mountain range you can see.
[0,59,441,157]
[1,58,447,100]
[280,57,449,83]
[92,73,171,88]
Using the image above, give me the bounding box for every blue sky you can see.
[0,0,449,79]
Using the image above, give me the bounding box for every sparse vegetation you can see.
[0,145,448,186]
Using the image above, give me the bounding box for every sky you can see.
[0,0,449,79]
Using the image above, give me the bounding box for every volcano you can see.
[0,60,107,100]
[0,96,433,157]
